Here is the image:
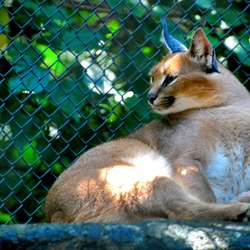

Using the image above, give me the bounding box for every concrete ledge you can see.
[1,220,250,249]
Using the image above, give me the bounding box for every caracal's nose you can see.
[147,92,157,104]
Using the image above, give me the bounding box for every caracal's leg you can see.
[173,164,216,203]
[132,176,249,221]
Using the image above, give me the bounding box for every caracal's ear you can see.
[189,28,219,73]
[161,18,188,53]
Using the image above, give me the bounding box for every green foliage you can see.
[0,0,249,224]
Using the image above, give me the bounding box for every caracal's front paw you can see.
[228,203,249,222]
[231,191,250,204]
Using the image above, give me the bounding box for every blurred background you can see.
[0,0,249,224]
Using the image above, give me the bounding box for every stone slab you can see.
[1,220,250,249]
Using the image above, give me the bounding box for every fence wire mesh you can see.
[0,0,249,224]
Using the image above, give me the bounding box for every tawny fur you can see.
[45,27,250,223]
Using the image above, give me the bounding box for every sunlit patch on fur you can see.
[177,165,199,176]
[99,152,172,192]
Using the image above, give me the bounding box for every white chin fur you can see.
[153,107,181,115]
[152,97,198,115]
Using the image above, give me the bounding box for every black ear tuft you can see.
[161,18,188,53]
[206,51,219,73]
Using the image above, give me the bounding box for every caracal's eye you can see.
[162,75,177,87]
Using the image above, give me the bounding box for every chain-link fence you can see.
[0,0,249,224]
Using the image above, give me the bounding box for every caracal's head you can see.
[148,19,222,115]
